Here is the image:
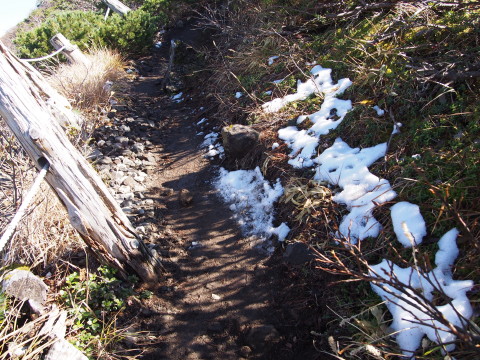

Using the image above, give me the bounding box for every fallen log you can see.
[0,42,162,282]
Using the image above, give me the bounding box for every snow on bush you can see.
[370,228,473,356]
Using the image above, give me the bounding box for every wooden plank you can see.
[0,42,163,282]
[102,0,131,16]
[50,33,90,67]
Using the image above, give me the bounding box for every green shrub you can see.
[15,9,161,59]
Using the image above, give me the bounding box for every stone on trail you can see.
[1,269,48,305]
[283,242,315,265]
[44,339,88,360]
[245,324,280,351]
[179,188,193,206]
[221,124,259,159]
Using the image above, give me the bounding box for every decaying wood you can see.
[50,33,90,67]
[102,0,131,15]
[0,42,163,282]
[162,40,177,90]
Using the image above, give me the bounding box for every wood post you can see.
[0,42,163,283]
[50,34,90,67]
[102,0,131,16]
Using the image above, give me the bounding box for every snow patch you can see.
[235,92,243,98]
[390,202,427,247]
[263,65,352,113]
[215,167,289,243]
[373,105,385,116]
[268,55,279,65]
[370,228,473,357]
[314,138,396,242]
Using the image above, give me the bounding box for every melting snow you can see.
[235,92,243,98]
[268,55,279,65]
[215,167,289,243]
[390,202,427,247]
[373,105,385,116]
[370,228,473,357]
[272,66,353,167]
[314,138,396,242]
[263,65,352,113]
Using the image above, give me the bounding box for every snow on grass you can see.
[373,105,385,116]
[268,55,279,65]
[171,92,184,102]
[314,138,396,242]
[272,66,352,168]
[390,202,427,247]
[370,228,473,357]
[215,167,289,243]
[235,92,243,98]
[262,65,352,113]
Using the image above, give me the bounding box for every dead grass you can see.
[47,48,126,110]
[0,123,82,269]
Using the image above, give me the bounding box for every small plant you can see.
[59,266,136,357]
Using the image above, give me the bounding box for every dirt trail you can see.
[115,24,283,360]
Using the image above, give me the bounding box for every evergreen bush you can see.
[14,7,163,59]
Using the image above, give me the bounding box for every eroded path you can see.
[110,25,283,360]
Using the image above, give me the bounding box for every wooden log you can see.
[50,33,90,67]
[102,0,131,16]
[0,42,163,283]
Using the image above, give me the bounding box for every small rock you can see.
[123,176,138,188]
[97,140,106,147]
[207,322,224,333]
[132,143,145,153]
[86,149,103,161]
[239,346,252,358]
[99,156,112,165]
[147,155,156,163]
[118,185,131,194]
[245,324,280,351]
[179,189,193,206]
[221,124,259,159]
[283,242,315,265]
[1,269,48,304]
[120,125,131,132]
[115,136,129,146]
[44,339,88,360]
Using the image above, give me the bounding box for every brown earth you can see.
[112,21,333,360]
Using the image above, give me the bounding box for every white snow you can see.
[272,142,280,150]
[390,202,427,247]
[392,122,402,135]
[268,55,279,65]
[272,78,284,84]
[171,92,183,102]
[263,65,352,113]
[197,118,208,125]
[271,222,290,241]
[314,138,396,242]
[154,42,162,48]
[201,132,219,147]
[373,105,385,116]
[264,90,272,96]
[412,154,421,160]
[370,228,473,357]
[272,66,353,168]
[200,132,224,159]
[215,167,289,242]
[235,92,243,98]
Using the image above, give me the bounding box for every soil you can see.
[112,20,331,360]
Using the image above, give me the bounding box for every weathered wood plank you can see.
[50,33,91,67]
[0,42,162,282]
[102,0,131,15]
